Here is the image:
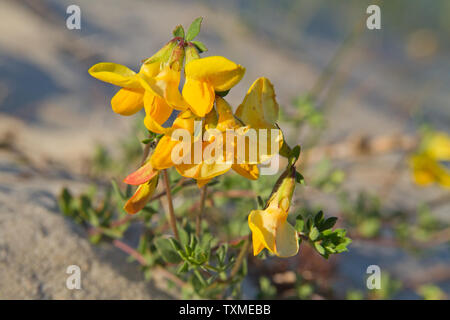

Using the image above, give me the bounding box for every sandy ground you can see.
[0,0,448,299]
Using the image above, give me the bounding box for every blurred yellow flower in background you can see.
[410,131,450,188]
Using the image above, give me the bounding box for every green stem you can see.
[162,169,179,240]
[196,185,208,237]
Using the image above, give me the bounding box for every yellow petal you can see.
[426,132,450,160]
[143,92,173,134]
[216,96,239,131]
[150,136,179,169]
[252,235,265,256]
[248,209,276,254]
[111,88,144,115]
[140,65,188,111]
[182,77,215,117]
[176,161,231,181]
[196,179,211,188]
[235,77,279,129]
[185,56,245,92]
[232,163,259,180]
[124,174,159,214]
[409,154,450,188]
[248,207,299,257]
[275,219,299,257]
[89,62,142,88]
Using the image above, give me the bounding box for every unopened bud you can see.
[185,44,200,65]
[267,166,296,211]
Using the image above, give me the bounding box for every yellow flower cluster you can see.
[88,28,297,257]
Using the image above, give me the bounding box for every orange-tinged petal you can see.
[196,179,211,188]
[111,87,144,115]
[123,161,158,186]
[185,56,245,92]
[150,136,179,169]
[232,164,259,180]
[182,77,215,117]
[89,62,142,88]
[124,174,159,214]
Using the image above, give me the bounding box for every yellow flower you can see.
[88,41,187,134]
[150,77,282,187]
[410,131,450,188]
[248,167,299,257]
[235,77,282,163]
[150,109,197,169]
[123,160,159,214]
[183,56,245,117]
[175,96,256,186]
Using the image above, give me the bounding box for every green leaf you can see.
[154,237,182,264]
[216,244,228,265]
[279,140,292,158]
[172,25,185,38]
[168,238,183,252]
[306,217,312,231]
[309,226,320,241]
[295,171,305,185]
[193,269,207,287]
[59,188,73,216]
[314,241,326,256]
[177,262,189,274]
[314,211,324,225]
[321,217,338,231]
[178,226,190,247]
[186,17,203,41]
[257,196,265,209]
[215,89,230,97]
[295,215,305,232]
[191,40,208,53]
[289,145,301,165]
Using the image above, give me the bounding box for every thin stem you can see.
[140,140,151,167]
[196,185,208,237]
[162,169,179,240]
[229,234,251,280]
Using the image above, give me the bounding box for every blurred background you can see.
[0,0,449,299]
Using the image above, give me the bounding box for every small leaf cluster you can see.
[59,186,130,243]
[153,225,247,297]
[172,17,208,53]
[295,211,351,259]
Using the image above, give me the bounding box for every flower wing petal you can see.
[185,56,245,92]
[111,88,145,115]
[235,77,279,129]
[89,63,142,88]
[182,77,215,117]
[124,174,159,214]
